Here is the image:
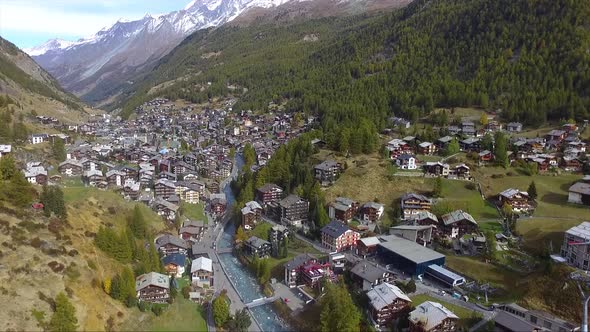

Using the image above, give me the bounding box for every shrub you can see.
[151,305,164,316]
[491,174,504,179]
[68,249,79,257]
[182,286,191,299]
[465,182,477,191]
[48,261,65,273]
[107,207,116,215]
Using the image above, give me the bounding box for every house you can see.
[210,196,227,216]
[321,221,360,252]
[498,188,533,212]
[136,272,170,303]
[270,225,289,257]
[562,156,583,172]
[377,235,445,276]
[179,219,208,243]
[284,253,332,289]
[284,253,318,288]
[356,237,381,257]
[436,136,453,150]
[387,139,411,159]
[506,122,523,132]
[418,142,436,155]
[494,303,579,332]
[24,164,48,185]
[459,137,480,152]
[478,150,494,163]
[400,193,432,220]
[256,183,283,206]
[162,253,186,278]
[568,182,590,206]
[191,257,213,288]
[155,234,189,256]
[314,160,342,185]
[244,236,271,258]
[440,210,478,238]
[31,134,48,144]
[423,162,450,177]
[390,225,434,245]
[241,201,263,230]
[278,194,309,228]
[155,179,176,199]
[546,130,567,142]
[106,170,125,187]
[0,145,12,158]
[154,199,179,221]
[367,283,411,329]
[360,202,384,223]
[350,260,394,291]
[328,197,359,223]
[450,164,470,179]
[409,301,458,332]
[560,222,590,270]
[414,211,439,228]
[58,160,83,176]
[395,154,417,170]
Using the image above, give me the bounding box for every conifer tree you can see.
[49,293,78,332]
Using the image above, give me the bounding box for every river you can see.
[219,155,290,332]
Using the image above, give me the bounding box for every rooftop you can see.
[367,283,411,311]
[565,221,590,241]
[378,235,445,264]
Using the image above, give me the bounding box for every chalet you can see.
[418,142,436,155]
[321,221,360,252]
[423,162,450,177]
[241,200,263,229]
[155,234,189,256]
[154,199,180,221]
[284,253,332,289]
[400,193,432,220]
[176,183,200,204]
[360,202,384,223]
[123,182,141,200]
[447,125,461,135]
[191,257,213,288]
[106,170,125,187]
[563,123,578,133]
[395,154,417,170]
[58,160,83,176]
[0,145,11,158]
[546,130,567,142]
[450,164,470,179]
[440,210,477,238]
[159,171,177,181]
[24,164,48,185]
[270,225,289,257]
[210,196,227,216]
[244,236,271,258]
[414,211,439,228]
[436,136,453,151]
[256,183,283,206]
[390,225,434,245]
[478,150,494,163]
[367,283,411,329]
[136,272,170,303]
[387,139,411,159]
[356,237,381,257]
[459,137,480,152]
[350,261,394,291]
[328,197,359,223]
[506,122,523,132]
[498,188,533,212]
[31,134,48,144]
[179,220,208,243]
[161,253,186,278]
[562,156,583,172]
[278,194,309,228]
[314,160,342,185]
[409,301,458,332]
[568,182,590,206]
[486,121,503,132]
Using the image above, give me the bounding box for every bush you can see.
[465,182,477,190]
[138,301,150,312]
[182,286,191,299]
[151,305,164,316]
[491,174,504,179]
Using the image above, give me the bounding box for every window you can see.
[543,321,552,329]
[530,316,537,324]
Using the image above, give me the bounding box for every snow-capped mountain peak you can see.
[24,39,75,56]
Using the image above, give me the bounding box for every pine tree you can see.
[494,132,509,168]
[129,206,147,239]
[433,177,443,198]
[527,181,538,201]
[52,138,67,163]
[212,291,230,327]
[0,155,16,180]
[319,283,360,332]
[48,293,78,332]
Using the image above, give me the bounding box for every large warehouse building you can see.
[376,235,445,276]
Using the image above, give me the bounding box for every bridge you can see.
[216,248,233,254]
[245,296,278,309]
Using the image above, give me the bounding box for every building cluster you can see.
[388,120,588,176]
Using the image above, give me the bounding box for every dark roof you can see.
[321,220,352,238]
[257,183,282,193]
[350,260,390,282]
[246,236,270,248]
[494,311,540,332]
[285,253,317,270]
[155,234,189,249]
[279,194,306,208]
[161,253,186,267]
[569,182,590,195]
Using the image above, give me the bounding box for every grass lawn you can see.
[410,294,481,328]
[181,202,207,222]
[417,154,443,162]
[248,222,273,240]
[122,297,208,332]
[439,179,500,220]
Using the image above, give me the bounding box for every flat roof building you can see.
[377,235,445,276]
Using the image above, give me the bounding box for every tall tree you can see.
[129,205,147,239]
[212,291,230,327]
[226,309,252,332]
[48,293,78,332]
[527,181,538,201]
[52,138,67,163]
[433,177,443,198]
[319,283,361,332]
[494,132,509,168]
[0,155,16,180]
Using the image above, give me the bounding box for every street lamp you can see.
[570,271,590,332]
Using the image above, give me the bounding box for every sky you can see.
[0,0,192,49]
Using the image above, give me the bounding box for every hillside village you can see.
[0,96,589,331]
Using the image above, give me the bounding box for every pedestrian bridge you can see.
[245,296,277,308]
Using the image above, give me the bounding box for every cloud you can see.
[0,1,146,38]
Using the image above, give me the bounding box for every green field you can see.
[410,294,481,328]
[439,179,500,221]
[181,202,207,222]
[445,256,522,297]
[123,297,208,331]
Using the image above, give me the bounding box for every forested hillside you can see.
[123,0,590,143]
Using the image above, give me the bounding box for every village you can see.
[0,100,589,332]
